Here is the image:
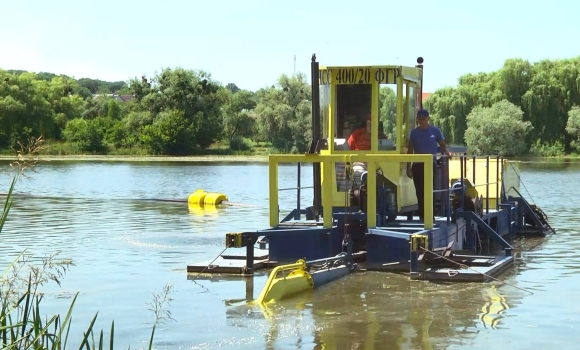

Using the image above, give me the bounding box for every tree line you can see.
[0,68,312,155]
[425,56,580,156]
[2,56,580,157]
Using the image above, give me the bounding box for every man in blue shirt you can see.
[406,109,451,221]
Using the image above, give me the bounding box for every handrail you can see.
[471,182,499,187]
[270,153,508,228]
[269,153,436,229]
[279,186,314,191]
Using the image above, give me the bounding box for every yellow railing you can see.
[269,154,434,229]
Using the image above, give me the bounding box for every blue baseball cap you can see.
[417,109,430,118]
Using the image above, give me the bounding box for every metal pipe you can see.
[496,156,500,210]
[306,253,348,267]
[310,54,322,217]
[415,57,424,111]
[472,155,476,186]
[296,162,301,220]
[486,156,490,214]
[460,155,465,212]
[279,186,314,191]
[447,186,451,225]
[501,156,505,202]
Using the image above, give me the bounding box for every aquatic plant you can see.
[0,136,172,349]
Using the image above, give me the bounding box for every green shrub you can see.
[528,139,566,157]
[229,136,254,151]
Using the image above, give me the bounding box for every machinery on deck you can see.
[188,55,552,304]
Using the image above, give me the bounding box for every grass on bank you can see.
[0,137,174,349]
[26,138,276,157]
[0,137,578,159]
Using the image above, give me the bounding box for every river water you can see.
[0,159,577,349]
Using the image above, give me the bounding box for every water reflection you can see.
[188,203,219,217]
[219,272,520,350]
[479,285,509,330]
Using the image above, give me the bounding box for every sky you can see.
[1,0,579,93]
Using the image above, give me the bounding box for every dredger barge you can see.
[188,56,552,305]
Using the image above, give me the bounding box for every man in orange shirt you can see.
[347,115,387,150]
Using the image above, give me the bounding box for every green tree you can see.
[254,73,311,153]
[108,99,122,120]
[123,110,154,147]
[48,76,85,139]
[464,100,532,156]
[140,109,194,155]
[427,56,580,154]
[222,89,256,142]
[565,106,580,152]
[129,68,224,153]
[82,97,111,119]
[77,77,128,94]
[225,83,240,93]
[62,118,106,153]
[0,71,54,147]
[379,86,397,139]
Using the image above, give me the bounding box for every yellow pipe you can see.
[322,159,333,228]
[367,161,376,228]
[328,83,336,152]
[405,82,410,147]
[251,259,313,305]
[269,153,433,163]
[269,161,279,228]
[396,73,404,153]
[424,160,433,229]
[371,78,379,152]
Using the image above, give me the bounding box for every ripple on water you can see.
[1,161,579,349]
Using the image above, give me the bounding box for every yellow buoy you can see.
[188,190,207,206]
[204,192,228,205]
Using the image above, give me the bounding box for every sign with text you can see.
[319,67,401,85]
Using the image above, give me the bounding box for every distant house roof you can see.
[92,93,134,102]
[422,92,431,102]
[117,95,134,102]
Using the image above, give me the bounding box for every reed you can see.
[1,136,171,349]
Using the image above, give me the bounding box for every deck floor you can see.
[416,255,514,282]
[187,248,271,274]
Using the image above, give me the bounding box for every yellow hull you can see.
[251,260,314,305]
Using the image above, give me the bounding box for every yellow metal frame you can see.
[267,63,430,231]
[267,61,514,239]
[313,64,424,212]
[266,62,518,240]
[319,65,422,155]
[269,154,434,229]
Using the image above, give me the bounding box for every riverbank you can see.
[0,154,270,163]
[1,154,579,164]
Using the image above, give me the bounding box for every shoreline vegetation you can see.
[0,154,576,164]
[0,154,270,162]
